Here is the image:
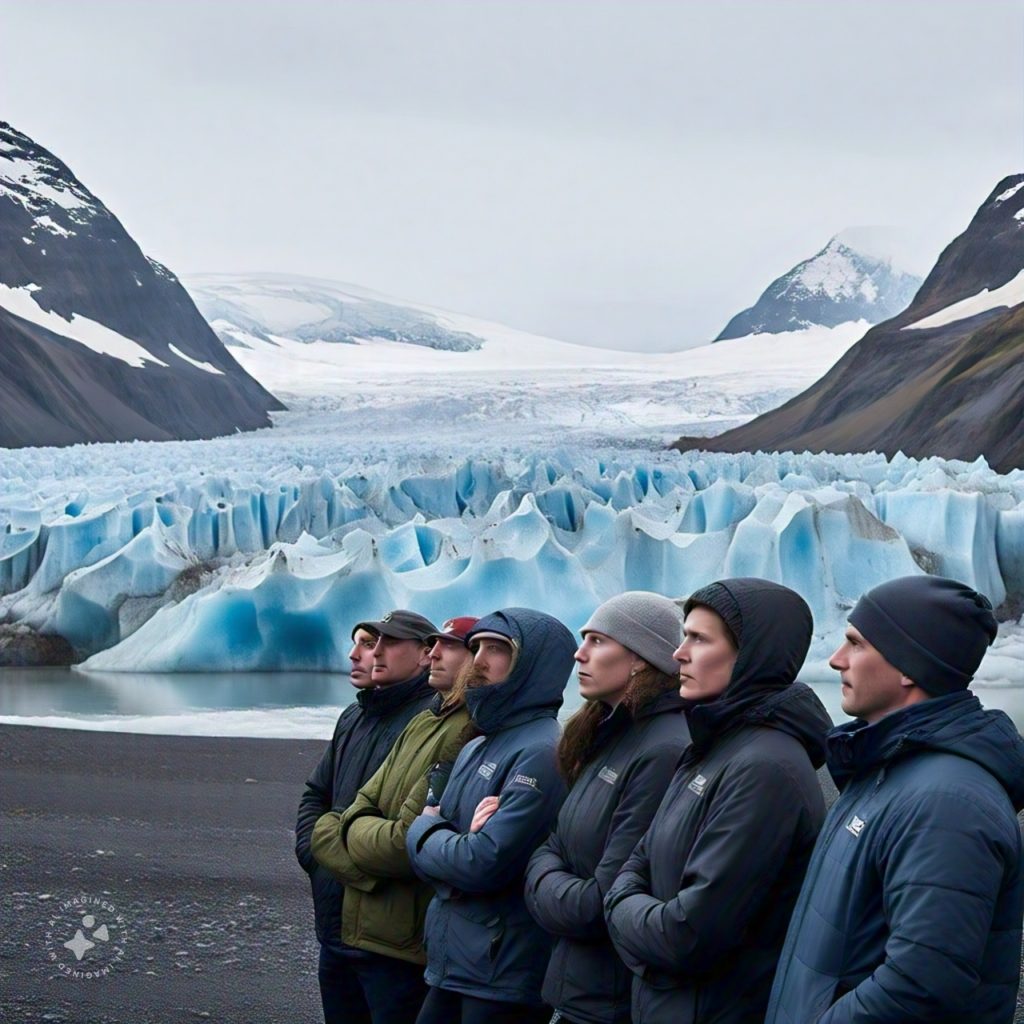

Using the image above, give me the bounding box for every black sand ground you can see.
[0,725,326,1023]
[1,725,1021,1024]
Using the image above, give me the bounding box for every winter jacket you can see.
[766,690,1024,1024]
[309,695,473,964]
[406,608,575,1005]
[524,688,691,1024]
[604,578,831,1024]
[295,671,435,944]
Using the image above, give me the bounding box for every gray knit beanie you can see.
[580,591,684,675]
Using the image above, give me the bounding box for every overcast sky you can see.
[3,0,1022,350]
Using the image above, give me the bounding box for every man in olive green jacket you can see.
[311,616,479,1024]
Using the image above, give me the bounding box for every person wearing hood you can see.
[406,608,576,1024]
[766,575,1024,1024]
[604,578,831,1024]
[308,616,480,1024]
[296,610,439,1024]
[524,592,691,1024]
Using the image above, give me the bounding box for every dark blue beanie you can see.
[849,575,998,695]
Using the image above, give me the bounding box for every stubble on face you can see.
[831,625,913,723]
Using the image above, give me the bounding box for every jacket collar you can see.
[356,670,432,717]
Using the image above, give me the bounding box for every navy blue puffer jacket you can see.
[766,690,1024,1024]
[406,608,575,1005]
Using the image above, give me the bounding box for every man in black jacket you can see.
[296,609,439,1024]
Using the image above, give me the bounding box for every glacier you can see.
[1,436,1022,685]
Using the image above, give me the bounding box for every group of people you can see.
[295,574,1024,1024]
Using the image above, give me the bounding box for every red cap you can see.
[427,616,480,644]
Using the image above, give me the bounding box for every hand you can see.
[422,805,441,817]
[470,796,500,833]
[425,761,453,807]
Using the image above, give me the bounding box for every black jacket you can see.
[605,579,831,1024]
[524,688,690,1024]
[766,691,1024,1024]
[295,671,434,944]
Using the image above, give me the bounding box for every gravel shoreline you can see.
[1,724,1021,1023]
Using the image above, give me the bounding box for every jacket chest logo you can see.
[477,761,498,780]
[687,773,708,796]
[598,766,618,785]
[511,773,539,790]
[845,814,867,837]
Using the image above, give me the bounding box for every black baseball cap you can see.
[352,609,439,643]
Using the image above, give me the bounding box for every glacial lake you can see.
[1,667,1023,737]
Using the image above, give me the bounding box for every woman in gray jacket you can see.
[525,592,691,1024]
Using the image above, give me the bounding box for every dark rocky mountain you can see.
[0,122,283,448]
[677,175,1024,473]
[715,234,921,340]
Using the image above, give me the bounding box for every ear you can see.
[898,673,917,690]
[628,655,645,678]
[417,644,432,668]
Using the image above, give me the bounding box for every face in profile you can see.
[428,637,473,692]
[574,630,643,704]
[830,624,908,723]
[370,635,431,685]
[348,628,379,688]
[466,637,514,687]
[674,606,738,701]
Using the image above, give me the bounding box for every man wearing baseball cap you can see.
[311,613,480,1024]
[766,575,1024,1024]
[296,609,439,1024]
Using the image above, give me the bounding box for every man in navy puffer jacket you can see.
[766,575,1024,1024]
[407,608,575,1024]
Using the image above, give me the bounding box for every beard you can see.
[462,667,494,690]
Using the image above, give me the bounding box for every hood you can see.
[828,691,1024,810]
[464,608,574,734]
[683,578,817,753]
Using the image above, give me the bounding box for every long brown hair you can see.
[557,665,679,786]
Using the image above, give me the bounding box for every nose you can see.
[372,636,386,656]
[828,644,847,671]
[428,641,442,661]
[673,640,687,663]
[573,644,586,663]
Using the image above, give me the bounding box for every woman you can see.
[523,591,691,1024]
[604,578,831,1024]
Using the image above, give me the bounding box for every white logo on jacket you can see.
[511,773,539,790]
[598,766,619,785]
[478,761,497,780]
[687,774,708,796]
[846,815,867,837]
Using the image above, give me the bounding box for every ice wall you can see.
[1,446,1022,682]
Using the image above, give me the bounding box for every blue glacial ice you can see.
[1,442,1022,684]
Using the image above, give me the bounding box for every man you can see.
[766,575,1024,1024]
[308,616,480,1024]
[296,609,439,1024]
[406,608,576,1024]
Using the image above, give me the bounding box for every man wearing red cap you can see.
[311,615,480,1024]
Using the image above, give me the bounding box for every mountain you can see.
[186,272,487,353]
[677,175,1024,473]
[715,232,921,341]
[0,122,283,448]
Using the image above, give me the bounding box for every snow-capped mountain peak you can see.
[715,230,922,341]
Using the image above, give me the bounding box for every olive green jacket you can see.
[311,697,472,963]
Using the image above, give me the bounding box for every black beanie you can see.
[683,582,743,648]
[848,575,998,695]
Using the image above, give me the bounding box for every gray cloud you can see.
[3,0,1021,349]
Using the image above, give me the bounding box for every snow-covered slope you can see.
[185,272,869,444]
[716,231,921,341]
[0,122,282,447]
